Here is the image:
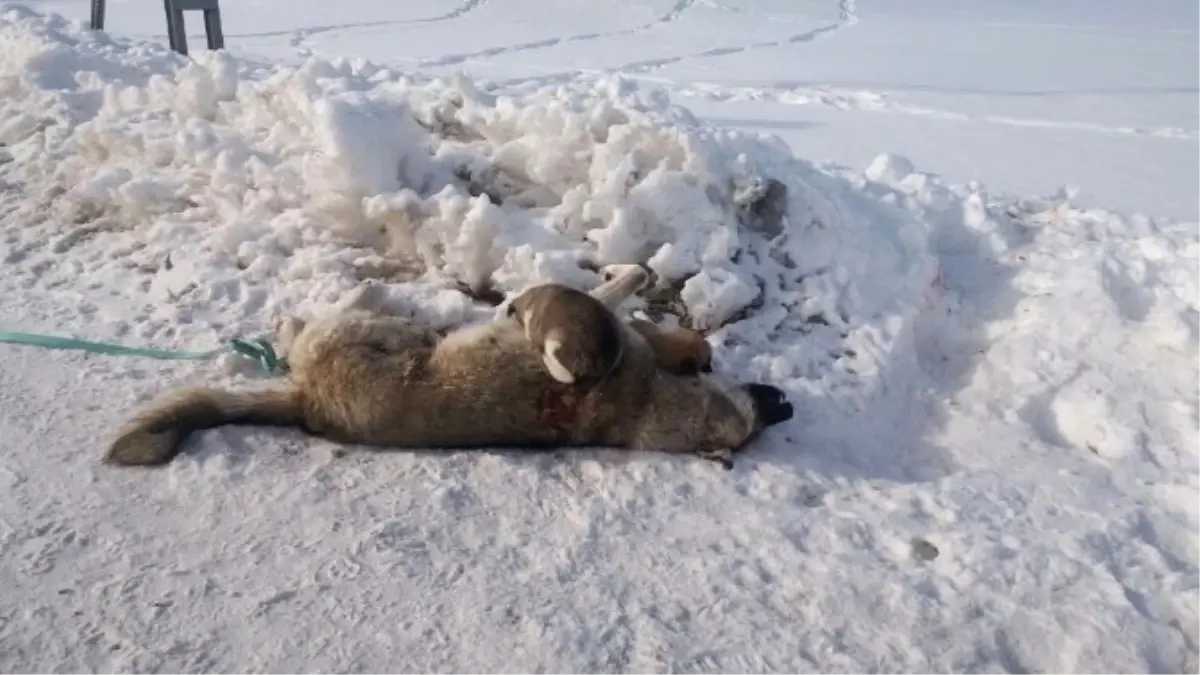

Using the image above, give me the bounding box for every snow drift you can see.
[0,4,940,426]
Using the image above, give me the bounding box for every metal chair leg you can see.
[163,0,224,55]
[203,8,225,51]
[164,0,187,54]
[89,0,105,30]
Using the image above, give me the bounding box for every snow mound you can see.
[0,4,936,408]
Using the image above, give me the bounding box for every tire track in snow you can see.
[673,81,1199,140]
[417,0,697,68]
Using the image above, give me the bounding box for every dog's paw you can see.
[743,383,794,427]
[695,446,735,470]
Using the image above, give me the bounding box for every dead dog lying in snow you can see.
[103,265,793,469]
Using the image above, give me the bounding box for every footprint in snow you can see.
[911,537,939,562]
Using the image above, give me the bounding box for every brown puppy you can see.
[628,319,713,375]
[507,284,624,386]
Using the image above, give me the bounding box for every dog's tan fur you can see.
[104,265,791,469]
[508,284,624,386]
[628,319,713,375]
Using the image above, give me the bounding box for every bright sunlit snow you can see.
[0,0,1196,672]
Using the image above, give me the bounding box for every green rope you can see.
[228,337,287,374]
[0,330,288,374]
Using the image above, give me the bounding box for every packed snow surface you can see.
[0,2,1196,673]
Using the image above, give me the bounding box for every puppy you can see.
[507,284,624,386]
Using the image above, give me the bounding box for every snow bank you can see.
[0,3,934,394]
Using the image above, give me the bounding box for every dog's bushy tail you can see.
[104,385,303,466]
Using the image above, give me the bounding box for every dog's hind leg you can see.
[335,282,389,316]
[340,314,439,354]
[275,283,391,360]
[274,315,307,361]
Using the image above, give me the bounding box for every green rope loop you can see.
[228,337,288,373]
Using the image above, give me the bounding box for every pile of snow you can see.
[0,4,934,396]
[0,6,1196,673]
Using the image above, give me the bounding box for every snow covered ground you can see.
[0,0,1195,672]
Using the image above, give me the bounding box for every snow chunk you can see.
[679,267,760,331]
[1047,370,1138,458]
[865,152,916,184]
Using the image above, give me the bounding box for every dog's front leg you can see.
[589,264,652,310]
